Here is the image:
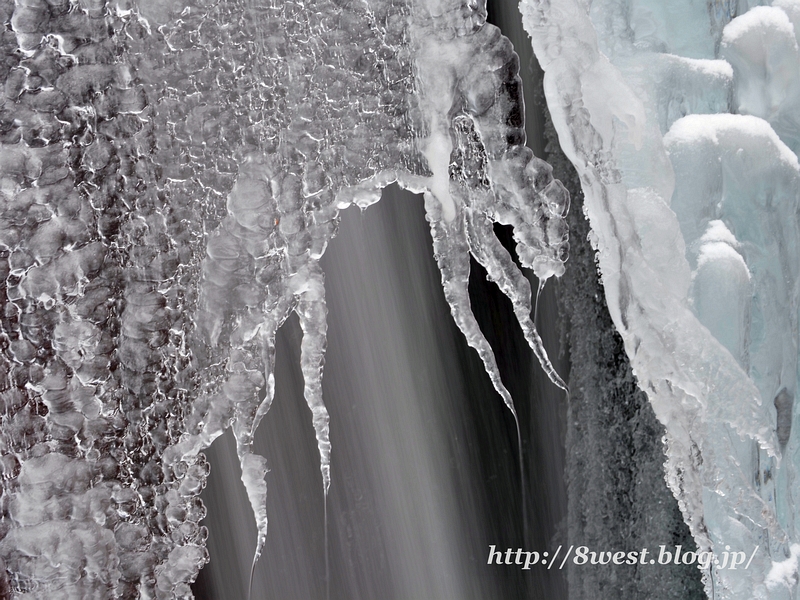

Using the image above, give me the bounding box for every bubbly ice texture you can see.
[0,0,568,596]
[522,0,800,597]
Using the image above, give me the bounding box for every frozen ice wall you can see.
[0,0,568,596]
[522,0,800,597]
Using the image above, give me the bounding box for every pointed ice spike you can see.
[426,195,528,536]
[294,262,332,495]
[240,451,269,594]
[245,293,295,449]
[534,278,545,326]
[295,262,331,597]
[466,209,568,393]
[425,198,518,417]
[230,292,295,593]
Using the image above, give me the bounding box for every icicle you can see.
[0,0,576,594]
[294,262,332,495]
[425,192,529,536]
[230,293,295,593]
[290,259,334,599]
[424,193,519,417]
[240,451,269,596]
[533,277,545,326]
[465,209,568,392]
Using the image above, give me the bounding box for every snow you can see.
[665,113,800,171]
[722,5,796,44]
[775,0,800,45]
[766,544,800,591]
[699,219,741,248]
[721,5,800,154]
[695,241,747,278]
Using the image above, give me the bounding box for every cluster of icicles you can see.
[0,0,569,596]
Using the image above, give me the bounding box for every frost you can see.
[0,0,568,596]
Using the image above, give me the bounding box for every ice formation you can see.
[522,0,800,597]
[0,0,568,596]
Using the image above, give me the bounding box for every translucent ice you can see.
[522,0,800,597]
[0,0,569,596]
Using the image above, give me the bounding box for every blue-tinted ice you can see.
[522,0,800,597]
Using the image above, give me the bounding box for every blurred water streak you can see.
[193,183,569,600]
